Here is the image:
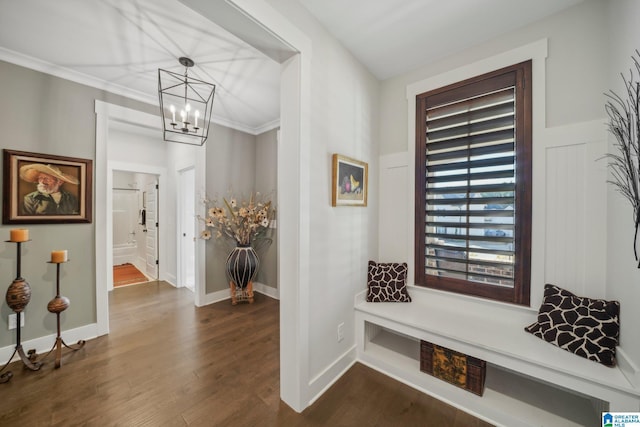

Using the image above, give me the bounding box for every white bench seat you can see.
[355,287,640,427]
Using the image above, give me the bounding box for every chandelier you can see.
[158,57,216,146]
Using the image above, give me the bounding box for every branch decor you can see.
[605,50,640,267]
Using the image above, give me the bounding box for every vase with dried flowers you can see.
[200,192,274,304]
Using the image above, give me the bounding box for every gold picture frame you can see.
[331,154,368,207]
[3,149,93,224]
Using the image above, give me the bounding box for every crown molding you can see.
[0,47,157,105]
[0,46,279,136]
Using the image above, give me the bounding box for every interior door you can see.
[145,179,159,279]
[179,168,196,291]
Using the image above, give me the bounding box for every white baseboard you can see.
[198,282,279,306]
[0,323,99,363]
[199,288,233,306]
[254,282,279,300]
[162,273,177,285]
[134,259,146,274]
[618,346,640,388]
[307,345,357,406]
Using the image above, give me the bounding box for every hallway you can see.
[0,282,491,426]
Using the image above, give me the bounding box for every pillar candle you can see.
[51,250,68,263]
[9,228,29,242]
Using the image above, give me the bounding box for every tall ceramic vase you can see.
[225,244,259,305]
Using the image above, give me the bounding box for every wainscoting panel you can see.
[379,152,409,263]
[541,120,607,299]
[545,143,588,294]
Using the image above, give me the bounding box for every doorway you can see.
[95,1,309,411]
[178,167,196,292]
[110,170,159,290]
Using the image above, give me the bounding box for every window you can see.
[414,61,532,305]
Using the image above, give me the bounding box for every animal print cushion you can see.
[524,284,620,366]
[366,261,411,302]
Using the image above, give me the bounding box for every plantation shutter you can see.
[415,61,531,305]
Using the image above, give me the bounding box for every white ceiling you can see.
[0,0,282,135]
[0,0,583,134]
[298,0,584,80]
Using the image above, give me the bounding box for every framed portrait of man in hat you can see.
[3,149,92,224]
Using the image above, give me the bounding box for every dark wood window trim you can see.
[414,61,532,305]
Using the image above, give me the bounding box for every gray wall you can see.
[0,60,155,347]
[203,126,278,294]
[204,124,256,293]
[255,128,278,288]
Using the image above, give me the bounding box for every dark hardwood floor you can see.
[0,281,493,426]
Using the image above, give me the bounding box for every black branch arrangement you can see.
[605,50,640,268]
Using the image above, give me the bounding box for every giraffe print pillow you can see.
[366,261,411,302]
[524,284,620,366]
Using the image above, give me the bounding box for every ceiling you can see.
[298,0,583,80]
[0,0,583,134]
[0,0,282,135]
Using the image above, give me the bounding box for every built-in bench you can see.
[355,286,640,427]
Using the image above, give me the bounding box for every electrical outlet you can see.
[8,313,24,330]
[337,322,344,342]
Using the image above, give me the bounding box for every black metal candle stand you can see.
[0,240,41,383]
[36,260,85,368]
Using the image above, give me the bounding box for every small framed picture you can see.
[332,154,368,207]
[3,149,93,224]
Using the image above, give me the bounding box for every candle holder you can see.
[37,259,85,368]
[0,240,41,381]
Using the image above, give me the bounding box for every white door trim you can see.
[178,166,196,291]
[95,101,168,336]
[179,0,313,412]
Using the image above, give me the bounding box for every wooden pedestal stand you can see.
[229,281,254,305]
[0,240,41,383]
[38,260,85,368]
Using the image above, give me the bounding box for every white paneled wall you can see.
[545,144,588,291]
[378,152,409,263]
[541,121,607,299]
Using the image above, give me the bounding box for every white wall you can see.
[379,0,608,156]
[265,0,379,404]
[606,0,640,387]
[377,0,636,378]
[166,140,203,301]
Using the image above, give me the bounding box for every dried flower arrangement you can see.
[200,192,274,246]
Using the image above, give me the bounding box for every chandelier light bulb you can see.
[184,103,191,124]
[170,105,176,123]
[195,110,200,128]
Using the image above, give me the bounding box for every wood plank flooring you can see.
[0,281,493,426]
[113,263,148,287]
